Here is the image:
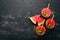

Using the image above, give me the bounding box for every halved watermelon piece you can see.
[37,17,45,26]
[29,14,40,24]
[35,26,46,36]
[29,15,45,26]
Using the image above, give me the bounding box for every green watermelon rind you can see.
[29,17,36,24]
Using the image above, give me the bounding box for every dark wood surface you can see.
[0,0,60,40]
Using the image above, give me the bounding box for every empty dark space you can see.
[0,0,60,40]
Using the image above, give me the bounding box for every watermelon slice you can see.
[29,15,45,26]
[41,3,52,18]
[37,17,45,26]
[29,15,40,24]
[35,26,46,36]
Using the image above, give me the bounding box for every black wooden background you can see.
[0,0,60,40]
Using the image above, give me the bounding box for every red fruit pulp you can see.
[35,26,46,36]
[41,8,51,18]
[29,15,40,24]
[46,19,55,29]
[37,17,45,26]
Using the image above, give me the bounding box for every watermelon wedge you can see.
[29,15,45,26]
[35,26,46,36]
[29,15,40,24]
[37,17,45,26]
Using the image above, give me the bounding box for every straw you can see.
[47,3,50,8]
[52,14,54,20]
